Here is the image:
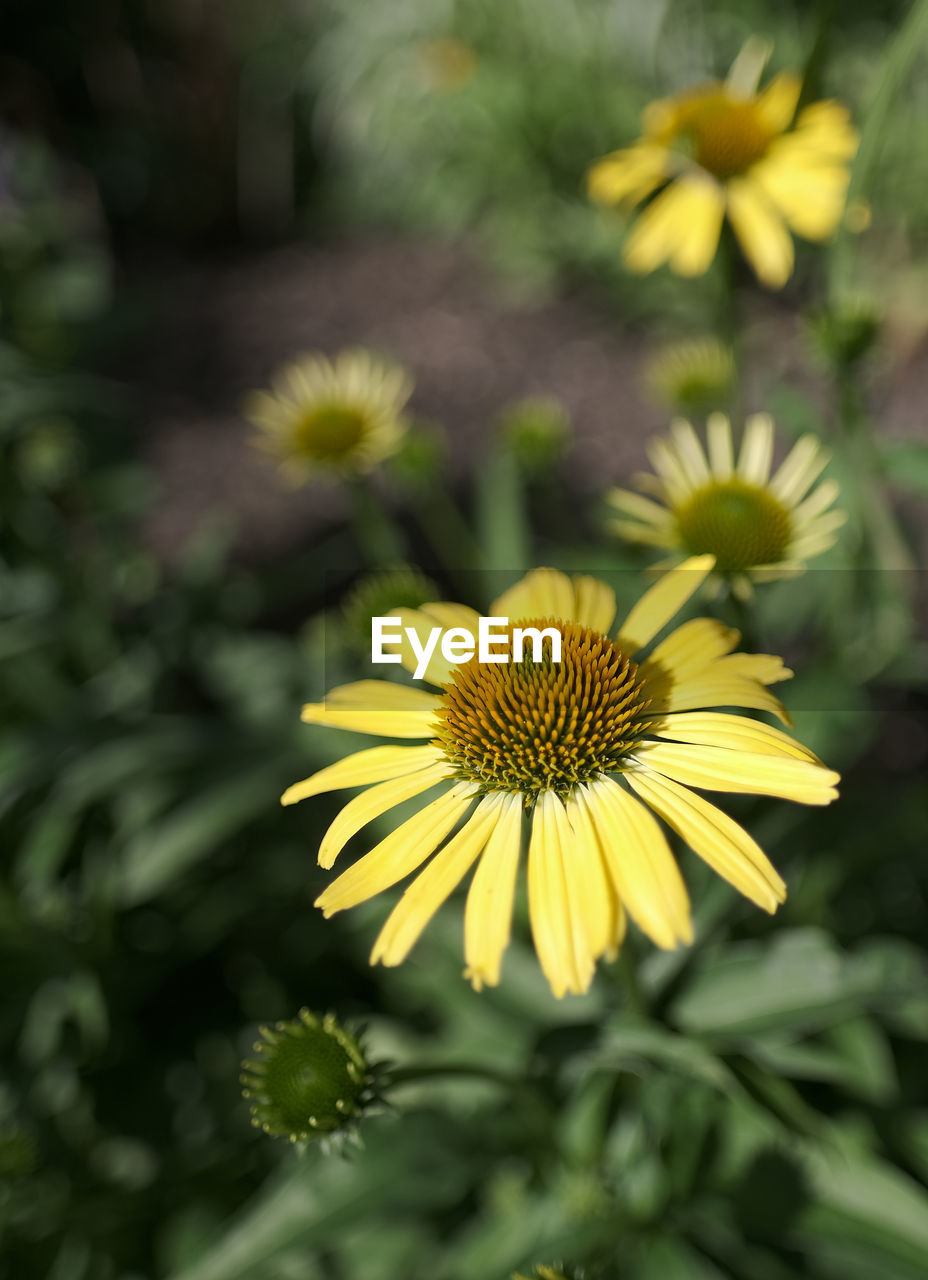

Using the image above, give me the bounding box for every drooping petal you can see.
[578,777,692,950]
[726,178,794,289]
[370,792,507,967]
[301,681,441,737]
[616,555,716,652]
[607,488,675,528]
[314,782,478,916]
[624,175,726,278]
[317,763,453,869]
[528,791,596,996]
[792,477,841,524]
[565,789,625,961]
[648,668,792,724]
[645,711,822,763]
[464,793,524,990]
[632,741,840,804]
[752,153,851,241]
[281,744,442,806]
[625,767,786,912]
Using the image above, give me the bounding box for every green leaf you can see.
[118,766,281,905]
[669,930,875,1039]
[594,1015,739,1094]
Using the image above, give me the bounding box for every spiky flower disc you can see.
[241,1009,372,1141]
[645,337,735,416]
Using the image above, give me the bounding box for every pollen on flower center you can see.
[295,406,366,461]
[676,479,791,571]
[434,619,650,798]
[676,93,774,179]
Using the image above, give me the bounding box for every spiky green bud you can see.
[645,337,735,416]
[498,396,571,472]
[241,1010,373,1142]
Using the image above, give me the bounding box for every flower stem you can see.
[347,478,407,568]
[385,1061,521,1090]
[618,936,646,1016]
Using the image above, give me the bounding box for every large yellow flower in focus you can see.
[283,559,839,998]
[588,45,858,288]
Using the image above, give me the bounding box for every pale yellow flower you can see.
[608,413,846,595]
[245,348,412,483]
[588,42,858,288]
[283,559,839,998]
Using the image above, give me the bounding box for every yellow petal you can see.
[528,791,594,997]
[491,568,575,625]
[607,488,674,528]
[578,777,692,950]
[647,437,696,504]
[314,782,477,916]
[754,70,802,132]
[281,743,441,806]
[587,144,669,207]
[625,767,786,912]
[670,419,711,485]
[624,176,725,278]
[726,178,794,289]
[381,604,481,686]
[370,792,506,968]
[464,792,524,990]
[571,575,618,634]
[707,412,734,478]
[645,618,741,678]
[651,670,792,724]
[646,711,821,763]
[301,680,441,738]
[752,150,851,241]
[792,477,840,524]
[617,555,716,652]
[565,789,625,961]
[718,652,792,685]
[317,763,452,869]
[737,413,775,485]
[632,741,839,804]
[769,435,829,505]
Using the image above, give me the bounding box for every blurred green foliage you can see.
[2,2,928,1279]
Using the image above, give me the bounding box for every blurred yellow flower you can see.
[283,559,838,998]
[608,414,846,595]
[245,349,413,483]
[588,41,858,288]
[419,38,478,92]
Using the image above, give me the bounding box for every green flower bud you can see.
[388,421,447,489]
[498,396,571,472]
[343,565,439,652]
[807,295,881,369]
[241,1010,373,1142]
[645,337,735,416]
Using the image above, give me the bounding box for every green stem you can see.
[618,936,646,1016]
[413,489,483,596]
[347,478,407,568]
[727,585,760,653]
[385,1062,521,1090]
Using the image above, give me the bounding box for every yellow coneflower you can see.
[587,40,858,288]
[245,348,413,483]
[282,558,839,998]
[608,413,846,595]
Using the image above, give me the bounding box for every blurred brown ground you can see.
[125,236,928,561]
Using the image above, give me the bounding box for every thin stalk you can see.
[346,477,407,568]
